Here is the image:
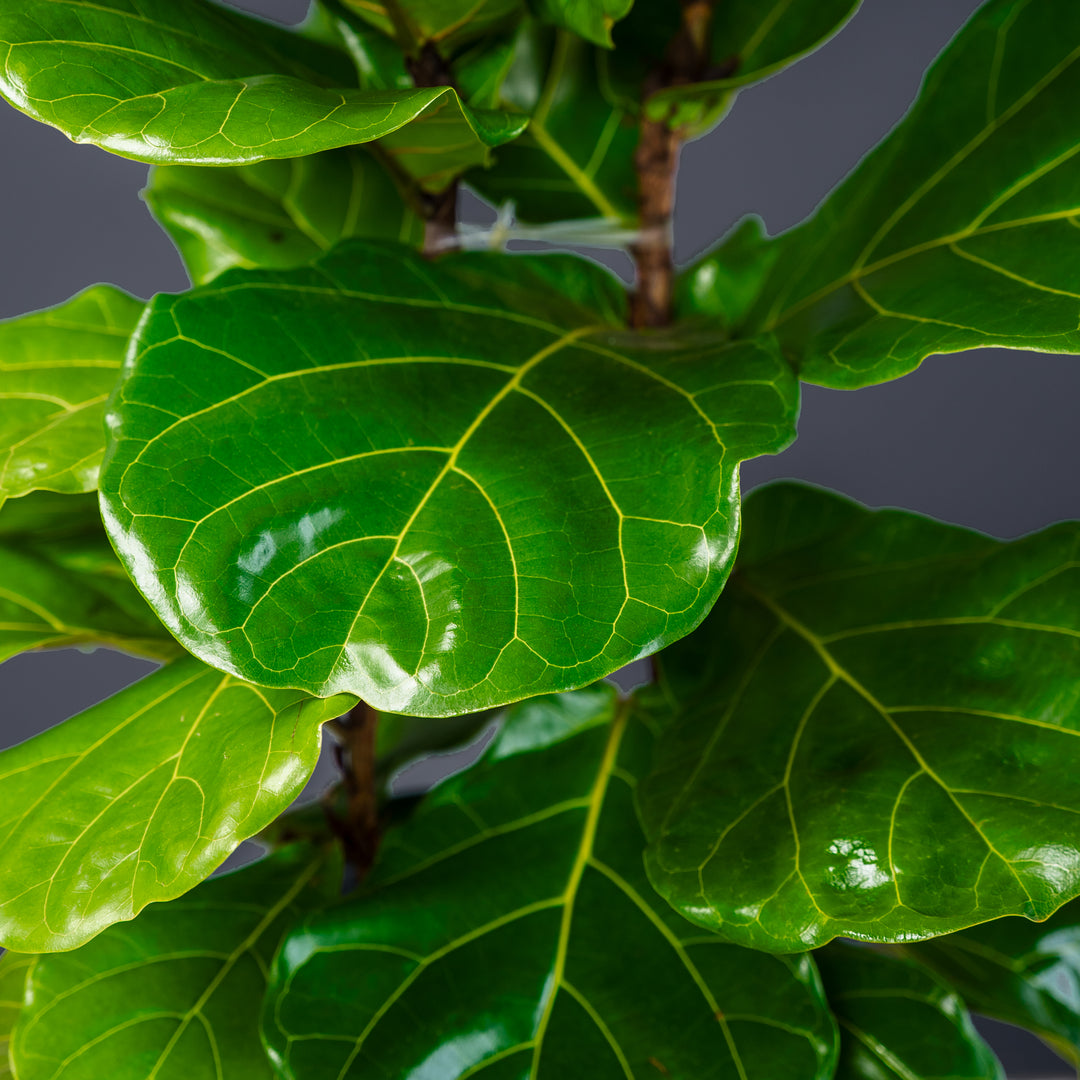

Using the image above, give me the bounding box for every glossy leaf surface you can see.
[470,27,639,223]
[10,845,338,1080]
[0,492,172,664]
[0,953,30,1080]
[145,150,423,285]
[641,482,1080,952]
[0,287,141,503]
[528,0,634,48]
[100,241,797,717]
[908,897,1080,1065]
[0,0,524,175]
[817,943,1003,1080]
[264,687,839,1079]
[742,0,1080,387]
[0,656,352,952]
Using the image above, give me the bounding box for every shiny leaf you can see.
[527,0,634,48]
[0,656,353,952]
[145,149,423,285]
[470,26,640,223]
[907,897,1080,1066]
[0,287,141,503]
[641,482,1080,952]
[0,952,31,1080]
[0,0,525,177]
[740,0,1080,387]
[99,241,797,717]
[10,845,338,1080]
[817,943,1003,1080]
[263,686,839,1080]
[0,492,172,664]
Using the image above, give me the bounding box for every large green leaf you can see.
[263,686,839,1079]
[0,287,141,504]
[145,149,423,285]
[0,952,31,1080]
[10,845,338,1080]
[640,482,1080,952]
[527,0,634,48]
[469,26,639,223]
[0,491,172,664]
[0,0,524,177]
[0,656,352,952]
[816,943,1003,1080]
[739,0,1080,388]
[99,241,797,717]
[907,897,1080,1066]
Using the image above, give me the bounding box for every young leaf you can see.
[0,952,31,1080]
[640,482,1080,952]
[816,943,1004,1080]
[0,287,142,503]
[263,687,839,1079]
[0,1,525,176]
[145,149,424,285]
[906,897,1080,1066]
[98,241,798,717]
[0,492,173,664]
[740,0,1080,387]
[527,0,634,48]
[468,26,640,223]
[0,656,353,953]
[9,845,338,1080]
[337,0,522,52]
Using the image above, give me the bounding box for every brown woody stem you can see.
[629,0,716,329]
[328,701,380,874]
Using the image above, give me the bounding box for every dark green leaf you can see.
[740,0,1080,387]
[0,952,31,1080]
[907,897,1080,1066]
[99,241,797,716]
[675,216,779,333]
[0,656,352,952]
[0,492,173,664]
[641,482,1080,952]
[470,26,640,223]
[10,845,339,1080]
[527,0,634,48]
[0,287,141,503]
[263,686,839,1079]
[0,0,525,178]
[145,149,423,285]
[337,0,522,52]
[817,943,1003,1080]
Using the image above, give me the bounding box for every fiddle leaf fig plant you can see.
[2,0,1080,1076]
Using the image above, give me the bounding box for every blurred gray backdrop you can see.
[2,1,1077,1074]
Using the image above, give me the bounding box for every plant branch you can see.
[630,1,716,329]
[407,42,460,256]
[326,701,381,874]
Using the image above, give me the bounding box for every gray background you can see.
[1,0,1077,1073]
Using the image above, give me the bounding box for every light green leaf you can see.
[0,952,32,1080]
[816,943,1003,1080]
[0,287,142,503]
[0,656,353,952]
[641,482,1080,952]
[740,0,1080,388]
[263,686,839,1079]
[145,149,424,285]
[675,216,779,333]
[99,240,798,717]
[0,0,525,177]
[469,26,640,223]
[10,845,338,1080]
[0,491,173,664]
[527,0,634,48]
[907,896,1080,1066]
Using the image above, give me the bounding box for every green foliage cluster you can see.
[1,0,1079,1076]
